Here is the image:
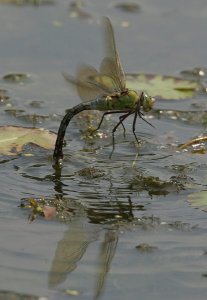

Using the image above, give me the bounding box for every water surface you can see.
[0,1,207,299]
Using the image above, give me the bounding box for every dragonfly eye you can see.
[142,92,155,112]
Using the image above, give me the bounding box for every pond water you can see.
[0,0,207,299]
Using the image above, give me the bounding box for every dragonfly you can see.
[53,17,155,164]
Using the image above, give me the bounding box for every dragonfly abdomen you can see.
[53,102,91,162]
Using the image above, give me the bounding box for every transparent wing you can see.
[63,65,106,102]
[63,17,126,102]
[99,57,123,93]
[101,17,126,91]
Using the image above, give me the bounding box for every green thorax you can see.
[90,89,139,111]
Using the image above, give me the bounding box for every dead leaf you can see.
[0,126,56,155]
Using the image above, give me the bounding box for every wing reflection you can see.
[48,219,98,287]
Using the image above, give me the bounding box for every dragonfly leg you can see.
[131,99,142,144]
[109,111,133,158]
[118,112,135,137]
[132,111,139,144]
[93,110,127,133]
[118,115,129,137]
[92,111,112,133]
[138,111,154,128]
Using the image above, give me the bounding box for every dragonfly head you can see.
[141,92,155,112]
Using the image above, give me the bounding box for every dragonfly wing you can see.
[62,18,126,102]
[63,66,105,102]
[100,57,123,93]
[76,65,105,101]
[102,17,126,91]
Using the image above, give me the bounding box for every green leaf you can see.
[0,290,40,300]
[129,173,184,196]
[188,191,207,212]
[114,3,141,13]
[0,126,56,155]
[126,73,200,100]
[2,73,32,84]
[0,0,54,6]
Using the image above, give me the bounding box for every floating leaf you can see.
[178,136,207,153]
[129,173,184,196]
[114,2,141,13]
[20,196,82,222]
[0,0,54,5]
[0,126,56,155]
[2,73,32,84]
[153,110,207,126]
[20,197,45,222]
[77,167,105,179]
[0,290,42,299]
[188,191,207,212]
[135,243,158,253]
[180,67,207,79]
[20,198,56,222]
[69,0,92,20]
[5,108,49,126]
[64,289,80,296]
[0,89,9,104]
[126,73,201,100]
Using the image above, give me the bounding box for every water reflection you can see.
[49,165,142,298]
[95,228,118,298]
[48,141,191,298]
[48,214,120,298]
[48,219,98,288]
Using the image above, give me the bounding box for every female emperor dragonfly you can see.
[53,17,155,164]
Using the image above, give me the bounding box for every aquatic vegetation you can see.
[0,126,56,155]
